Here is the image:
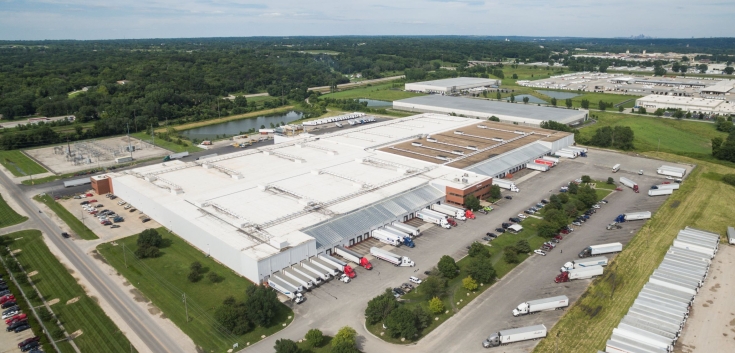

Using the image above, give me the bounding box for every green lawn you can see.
[0,150,47,176]
[34,194,98,240]
[535,154,735,353]
[4,230,135,353]
[0,193,27,228]
[368,217,546,344]
[96,228,293,352]
[130,132,203,154]
[579,111,728,156]
[321,82,424,101]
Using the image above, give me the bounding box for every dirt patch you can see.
[11,249,21,254]
[707,300,714,304]
[670,200,681,208]
[147,304,161,315]
[160,312,168,319]
[66,297,80,305]
[710,283,721,292]
[70,329,83,339]
[27,270,38,277]
[91,250,108,265]
[123,281,130,286]
[730,318,735,326]
[47,298,60,306]
[130,288,150,303]
[703,303,710,307]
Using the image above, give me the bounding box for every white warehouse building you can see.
[635,95,735,115]
[405,77,500,94]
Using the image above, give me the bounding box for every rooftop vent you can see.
[411,142,423,147]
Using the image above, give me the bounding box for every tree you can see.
[489,184,502,200]
[489,116,500,122]
[698,64,708,73]
[680,65,688,73]
[639,107,647,114]
[496,91,501,100]
[135,244,160,258]
[558,192,569,204]
[581,175,591,183]
[567,182,579,194]
[673,110,684,119]
[462,276,478,291]
[464,194,481,211]
[607,177,615,184]
[428,297,445,314]
[512,73,518,79]
[565,98,572,108]
[234,95,248,107]
[654,65,666,76]
[244,285,279,326]
[305,329,324,348]
[421,275,448,299]
[39,307,53,321]
[137,229,162,248]
[563,202,578,217]
[207,272,221,283]
[466,257,496,283]
[510,94,515,103]
[550,97,557,106]
[332,326,357,348]
[580,99,589,109]
[725,67,734,75]
[274,339,302,353]
[515,239,531,253]
[365,289,399,325]
[722,174,735,187]
[712,137,724,156]
[331,343,360,353]
[618,106,624,112]
[598,100,607,111]
[715,117,733,133]
[188,270,201,283]
[385,307,422,339]
[671,62,680,72]
[503,249,519,264]
[437,255,459,279]
[537,220,558,238]
[468,242,489,258]
[214,296,252,335]
[654,109,664,117]
[190,261,202,273]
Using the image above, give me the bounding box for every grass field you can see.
[34,194,98,240]
[368,217,547,343]
[534,154,735,353]
[321,82,424,101]
[578,111,728,156]
[4,230,136,353]
[129,132,203,153]
[96,228,293,352]
[0,150,47,176]
[0,193,27,228]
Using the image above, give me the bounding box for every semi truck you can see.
[649,189,673,197]
[332,247,372,270]
[561,256,608,272]
[416,210,451,229]
[282,268,314,290]
[651,183,680,190]
[273,274,305,293]
[527,163,549,172]
[372,229,403,247]
[482,324,547,348]
[620,177,639,192]
[309,257,342,277]
[542,156,559,164]
[267,277,305,303]
[492,179,519,192]
[370,247,414,267]
[292,266,322,286]
[555,149,578,159]
[555,265,604,283]
[657,165,686,178]
[390,222,420,237]
[615,211,652,223]
[300,261,330,281]
[430,204,467,220]
[512,296,569,316]
[578,242,623,258]
[533,159,554,167]
[384,226,416,247]
[163,151,189,161]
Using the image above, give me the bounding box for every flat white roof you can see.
[110,114,491,261]
[407,77,498,89]
[636,95,724,108]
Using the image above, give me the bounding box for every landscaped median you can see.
[534,155,735,353]
[34,194,98,240]
[96,228,293,352]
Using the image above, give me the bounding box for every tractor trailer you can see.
[430,204,466,220]
[615,211,652,222]
[291,266,322,286]
[268,277,304,303]
[309,257,341,277]
[492,179,519,192]
[512,295,569,316]
[482,324,547,348]
[657,165,686,178]
[384,226,416,247]
[273,274,305,293]
[527,163,549,172]
[652,184,680,190]
[649,189,673,197]
[372,229,403,247]
[300,261,330,281]
[333,246,372,270]
[561,256,608,272]
[390,222,420,237]
[163,151,189,161]
[555,265,604,283]
[620,177,639,192]
[369,247,414,267]
[416,210,451,228]
[542,156,559,164]
[282,268,314,290]
[578,242,623,258]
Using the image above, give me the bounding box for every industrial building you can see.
[405,77,500,94]
[393,95,589,126]
[98,114,573,284]
[635,95,735,115]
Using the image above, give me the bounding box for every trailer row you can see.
[268,253,361,303]
[301,112,367,126]
[604,227,720,353]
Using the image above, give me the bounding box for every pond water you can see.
[358,99,392,107]
[536,90,581,99]
[181,111,304,140]
[505,95,547,104]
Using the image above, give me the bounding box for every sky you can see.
[0,0,733,40]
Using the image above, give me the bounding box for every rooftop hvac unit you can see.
[427,137,437,142]
[411,142,423,147]
[437,156,450,161]
[477,125,488,129]
[492,138,503,142]
[462,178,468,183]
[452,150,464,156]
[454,131,464,135]
[467,146,478,151]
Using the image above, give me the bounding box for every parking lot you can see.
[57,191,161,244]
[251,148,684,353]
[0,321,35,353]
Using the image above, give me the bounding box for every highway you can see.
[0,169,184,353]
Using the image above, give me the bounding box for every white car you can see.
[517,214,527,219]
[2,310,20,320]
[533,250,546,256]
[409,276,422,284]
[592,205,601,209]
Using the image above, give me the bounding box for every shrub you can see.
[207,272,221,283]
[503,248,519,264]
[51,327,65,340]
[305,328,324,348]
[437,255,459,279]
[274,339,301,353]
[39,307,54,321]
[332,326,357,348]
[515,239,531,253]
[462,276,478,291]
[607,177,614,184]
[468,242,489,258]
[723,174,735,187]
[365,289,399,325]
[421,275,448,300]
[466,257,497,284]
[581,175,591,183]
[428,297,445,314]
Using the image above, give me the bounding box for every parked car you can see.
[560,229,570,235]
[0,295,15,304]
[392,288,405,296]
[553,235,563,241]
[88,199,97,203]
[17,336,40,348]
[541,199,549,204]
[409,276,422,284]
[592,204,600,209]
[13,323,30,333]
[572,222,582,227]
[111,225,120,229]
[6,313,27,325]
[482,236,491,242]
[0,290,10,297]
[517,214,527,219]
[7,319,27,331]
[510,217,521,223]
[486,232,497,238]
[495,228,505,233]
[504,195,512,200]
[2,307,20,319]
[21,341,39,352]
[129,208,137,212]
[61,232,70,238]
[600,200,608,204]
[534,250,546,256]
[80,201,89,205]
[1,301,16,309]
[501,223,511,229]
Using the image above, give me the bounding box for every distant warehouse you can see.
[394,95,589,127]
[405,77,500,94]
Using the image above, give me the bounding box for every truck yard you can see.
[251,149,684,353]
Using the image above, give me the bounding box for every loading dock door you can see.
[349,238,355,246]
[357,235,362,242]
[326,249,332,255]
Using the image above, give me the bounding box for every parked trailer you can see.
[293,264,323,286]
[282,268,314,290]
[612,164,621,173]
[555,150,578,159]
[654,269,703,287]
[527,163,550,172]
[567,146,588,153]
[652,183,680,190]
[542,156,559,164]
[273,274,305,293]
[333,246,372,270]
[659,261,707,279]
[638,290,692,311]
[649,276,697,296]
[309,257,339,276]
[512,295,569,316]
[664,254,711,272]
[619,323,676,345]
[163,151,189,161]
[559,148,579,156]
[607,339,668,353]
[492,178,519,192]
[482,324,547,348]
[657,165,686,178]
[613,328,674,352]
[268,277,304,303]
[578,242,623,258]
[611,333,672,353]
[624,211,652,221]
[534,159,554,167]
[620,177,639,192]
[555,265,604,283]
[416,210,451,229]
[649,189,673,197]
[561,256,608,271]
[683,226,720,240]
[64,177,92,188]
[372,229,403,247]
[115,156,133,163]
[430,204,466,220]
[390,222,421,237]
[301,261,330,281]
[728,227,735,245]
[628,308,685,331]
[673,239,716,257]
[666,246,713,261]
[643,283,695,304]
[383,226,415,247]
[678,231,719,247]
[619,321,678,342]
[369,247,414,267]
[631,303,687,323]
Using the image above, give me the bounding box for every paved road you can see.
[309,75,405,93]
[246,150,679,353]
[0,170,184,353]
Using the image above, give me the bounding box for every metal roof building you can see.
[394,95,589,126]
[405,77,500,94]
[465,142,551,178]
[635,95,735,114]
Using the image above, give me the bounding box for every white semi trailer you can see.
[372,229,403,247]
[416,210,451,229]
[512,295,569,316]
[492,179,519,192]
[369,247,414,267]
[527,163,549,172]
[482,324,547,348]
[561,256,608,272]
[649,189,673,196]
[578,242,623,258]
[390,222,421,236]
[268,277,304,303]
[430,204,466,220]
